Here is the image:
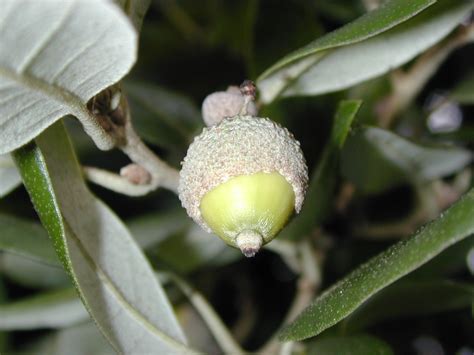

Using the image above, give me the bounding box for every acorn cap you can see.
[201,89,257,126]
[178,115,308,233]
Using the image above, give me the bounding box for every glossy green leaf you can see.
[280,100,361,240]
[13,122,192,354]
[343,280,474,332]
[0,0,137,154]
[0,155,21,198]
[279,188,474,341]
[306,334,393,355]
[0,288,88,330]
[257,0,473,103]
[0,214,59,266]
[341,127,472,194]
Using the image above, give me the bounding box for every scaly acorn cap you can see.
[179,115,308,256]
[201,87,257,126]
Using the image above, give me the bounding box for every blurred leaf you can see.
[341,127,472,194]
[306,334,393,355]
[125,81,200,151]
[280,100,361,240]
[450,72,474,104]
[0,0,137,154]
[343,280,474,332]
[0,254,69,290]
[0,278,6,351]
[0,214,59,266]
[128,208,190,249]
[152,224,240,273]
[115,0,151,32]
[258,0,473,103]
[13,122,190,353]
[34,322,112,355]
[279,188,474,341]
[0,288,88,330]
[0,155,21,198]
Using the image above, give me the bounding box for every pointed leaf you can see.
[279,188,474,341]
[0,0,137,154]
[258,0,473,102]
[13,122,192,354]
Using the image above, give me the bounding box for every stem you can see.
[120,121,180,194]
[167,273,245,355]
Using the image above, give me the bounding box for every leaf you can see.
[343,280,474,332]
[124,81,201,151]
[280,100,361,240]
[0,253,70,289]
[341,127,472,194]
[306,334,393,355]
[0,0,137,154]
[0,214,59,266]
[450,71,474,104]
[0,288,88,330]
[34,322,112,355]
[279,187,474,341]
[13,122,192,354]
[115,0,151,32]
[0,155,21,197]
[257,0,473,103]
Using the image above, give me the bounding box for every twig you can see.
[377,24,474,128]
[167,273,245,355]
[84,86,180,195]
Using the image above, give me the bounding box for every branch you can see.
[84,85,180,195]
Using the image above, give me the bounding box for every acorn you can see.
[201,85,258,126]
[179,86,308,257]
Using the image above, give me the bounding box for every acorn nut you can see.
[178,115,308,257]
[201,86,258,126]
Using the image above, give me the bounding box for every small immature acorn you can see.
[179,81,308,257]
[201,85,257,126]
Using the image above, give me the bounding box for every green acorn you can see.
[178,114,308,257]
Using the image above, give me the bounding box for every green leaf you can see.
[0,288,88,330]
[0,155,21,198]
[450,72,474,104]
[279,188,474,341]
[306,334,393,355]
[257,0,473,103]
[0,0,137,154]
[13,121,192,354]
[341,127,472,194]
[343,280,474,332]
[0,214,59,266]
[280,100,361,240]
